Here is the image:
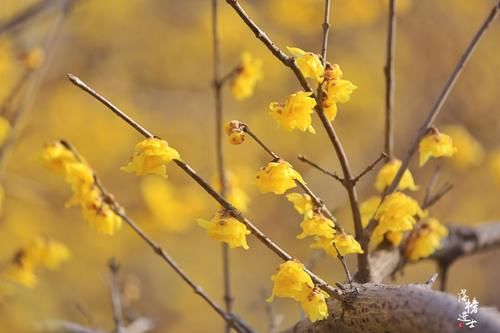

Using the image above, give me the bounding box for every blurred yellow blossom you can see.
[286,192,313,218]
[0,116,11,147]
[224,120,245,145]
[300,287,329,322]
[489,150,500,183]
[333,232,364,255]
[197,210,251,249]
[360,195,381,227]
[267,260,313,302]
[214,171,250,213]
[121,137,180,177]
[40,141,80,175]
[441,124,484,168]
[269,91,317,134]
[297,213,335,240]
[405,218,448,261]
[321,63,357,121]
[419,129,457,167]
[374,159,418,192]
[81,196,123,235]
[287,47,324,83]
[256,160,304,194]
[19,48,44,71]
[230,52,263,101]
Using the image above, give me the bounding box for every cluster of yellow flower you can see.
[41,141,122,235]
[269,47,357,134]
[0,236,70,293]
[230,52,263,101]
[267,260,329,322]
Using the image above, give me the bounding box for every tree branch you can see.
[384,0,397,160]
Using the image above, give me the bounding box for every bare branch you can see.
[108,259,125,333]
[297,155,343,183]
[319,0,332,63]
[353,152,387,183]
[422,183,453,210]
[384,0,397,160]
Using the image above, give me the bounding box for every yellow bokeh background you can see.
[1,0,499,331]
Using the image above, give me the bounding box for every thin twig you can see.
[332,243,353,285]
[0,0,55,36]
[424,272,439,288]
[297,155,343,183]
[226,0,368,280]
[422,183,453,210]
[366,3,500,256]
[0,71,31,117]
[67,75,342,301]
[384,0,397,160]
[108,259,125,333]
[353,152,387,183]
[242,125,279,160]
[319,0,332,62]
[422,165,441,207]
[211,0,233,329]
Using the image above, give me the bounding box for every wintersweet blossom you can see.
[0,116,10,147]
[269,91,317,134]
[224,120,245,145]
[333,233,364,255]
[297,213,335,240]
[41,141,79,175]
[300,287,330,322]
[374,159,418,192]
[82,195,123,235]
[321,63,357,121]
[360,195,381,227]
[286,192,314,218]
[197,211,251,249]
[256,160,304,195]
[231,52,263,100]
[121,137,180,177]
[287,47,324,82]
[419,129,457,166]
[405,218,448,261]
[267,260,314,302]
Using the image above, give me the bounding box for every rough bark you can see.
[284,283,500,333]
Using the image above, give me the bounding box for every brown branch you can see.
[211,0,233,328]
[0,0,55,36]
[384,0,397,160]
[243,125,279,160]
[422,183,453,210]
[319,0,332,63]
[108,259,125,333]
[352,152,387,183]
[297,155,343,183]
[422,165,441,207]
[225,0,367,279]
[66,75,342,301]
[283,283,500,333]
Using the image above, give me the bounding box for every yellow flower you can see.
[375,159,418,192]
[286,192,314,218]
[386,231,404,246]
[197,211,251,249]
[256,161,304,195]
[0,116,10,147]
[297,213,335,240]
[489,150,500,183]
[231,52,263,100]
[333,233,364,255]
[300,287,329,322]
[41,141,79,175]
[267,260,314,302]
[63,162,95,207]
[82,196,123,235]
[405,218,448,261]
[321,63,357,121]
[122,138,180,177]
[20,48,45,71]
[23,237,71,270]
[419,129,457,166]
[269,91,317,134]
[224,120,245,145]
[441,124,484,169]
[360,195,381,227]
[371,192,425,247]
[310,236,336,256]
[287,47,324,82]
[2,265,38,288]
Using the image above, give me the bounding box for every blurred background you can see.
[0,0,499,331]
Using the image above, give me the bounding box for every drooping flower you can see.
[82,195,123,235]
[286,192,314,218]
[405,218,448,261]
[121,137,180,177]
[231,52,263,101]
[287,47,324,82]
[267,260,314,302]
[0,116,11,147]
[321,63,357,121]
[224,120,246,145]
[63,162,95,207]
[256,160,304,195]
[197,210,251,249]
[371,192,426,247]
[300,287,330,322]
[333,232,364,255]
[269,91,317,134]
[419,128,457,167]
[297,213,335,240]
[41,141,80,175]
[442,124,484,169]
[374,159,418,192]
